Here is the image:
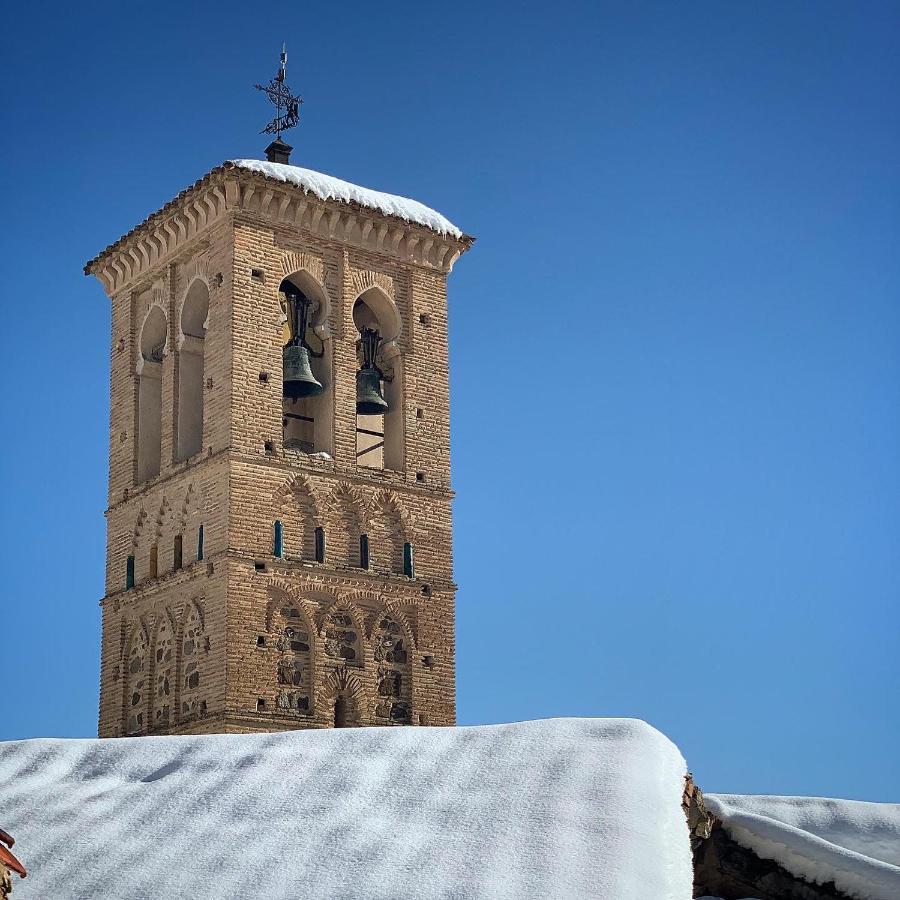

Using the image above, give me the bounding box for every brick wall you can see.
[90,167,469,736]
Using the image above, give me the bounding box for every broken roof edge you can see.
[0,830,26,880]
[83,160,474,279]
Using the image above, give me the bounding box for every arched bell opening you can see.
[280,275,333,456]
[176,280,209,462]
[353,290,404,471]
[137,306,166,483]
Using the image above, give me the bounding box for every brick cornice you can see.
[85,163,474,295]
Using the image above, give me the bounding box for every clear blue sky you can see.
[1,1,897,801]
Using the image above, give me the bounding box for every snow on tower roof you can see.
[229,159,463,238]
[705,793,900,900]
[83,160,471,283]
[0,718,692,899]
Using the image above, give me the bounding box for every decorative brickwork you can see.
[86,162,471,736]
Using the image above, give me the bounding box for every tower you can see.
[85,84,472,736]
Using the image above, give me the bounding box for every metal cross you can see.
[255,44,303,138]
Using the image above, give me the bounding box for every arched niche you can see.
[353,287,404,472]
[280,272,333,457]
[176,279,209,462]
[137,306,166,483]
[372,611,412,724]
[124,624,149,735]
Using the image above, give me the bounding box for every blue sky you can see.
[1,1,897,800]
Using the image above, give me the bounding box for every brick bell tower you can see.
[84,59,472,736]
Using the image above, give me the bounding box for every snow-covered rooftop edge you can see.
[0,718,691,900]
[230,159,463,238]
[706,793,900,900]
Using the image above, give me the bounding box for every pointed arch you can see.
[176,274,211,346]
[178,601,209,722]
[360,598,418,651]
[176,483,203,568]
[129,507,148,585]
[178,255,213,303]
[273,474,320,561]
[136,302,169,373]
[269,594,315,718]
[136,304,167,483]
[353,286,404,471]
[279,268,334,456]
[320,666,367,728]
[352,284,401,354]
[176,277,210,461]
[368,491,410,575]
[124,622,149,735]
[151,610,176,729]
[327,483,367,567]
[280,256,332,339]
[371,609,413,725]
[264,579,322,633]
[318,600,366,668]
[152,495,174,577]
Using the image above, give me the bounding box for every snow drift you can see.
[705,793,900,900]
[0,718,691,900]
[230,159,463,238]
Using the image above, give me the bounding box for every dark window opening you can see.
[256,635,266,647]
[334,696,348,728]
[314,526,325,563]
[126,555,135,590]
[264,440,276,456]
[256,698,266,711]
[197,524,204,561]
[174,534,183,571]
[403,542,414,578]
[254,560,267,572]
[149,544,158,580]
[273,521,284,558]
[359,534,370,570]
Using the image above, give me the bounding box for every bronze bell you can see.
[356,327,389,415]
[356,367,388,415]
[282,286,324,399]
[283,343,323,398]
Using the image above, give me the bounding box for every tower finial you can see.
[254,44,303,164]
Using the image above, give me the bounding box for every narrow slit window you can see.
[403,542,415,578]
[273,520,284,558]
[149,544,158,580]
[314,526,325,563]
[197,524,204,561]
[359,534,370,570]
[126,555,135,590]
[174,534,183,570]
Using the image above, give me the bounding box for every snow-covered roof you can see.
[230,159,463,238]
[0,718,691,900]
[706,793,900,900]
